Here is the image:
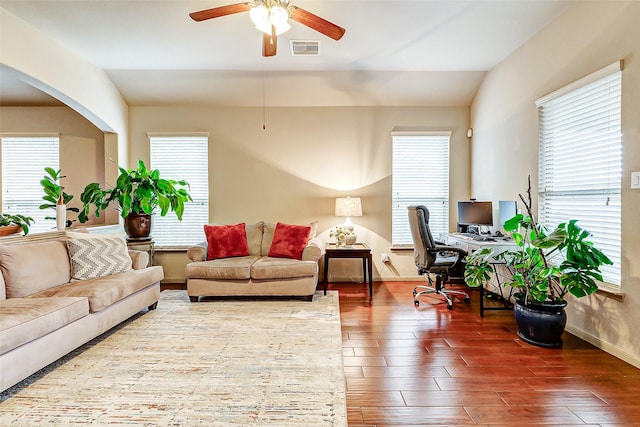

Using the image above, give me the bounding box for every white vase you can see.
[56,204,66,231]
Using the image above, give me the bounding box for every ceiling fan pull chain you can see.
[262,71,267,130]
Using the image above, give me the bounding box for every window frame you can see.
[148,133,209,249]
[535,61,622,288]
[391,131,451,248]
[1,134,61,234]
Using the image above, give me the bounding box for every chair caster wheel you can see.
[447,304,453,310]
[414,300,419,306]
[464,296,470,303]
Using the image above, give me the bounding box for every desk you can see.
[323,243,373,297]
[440,233,517,316]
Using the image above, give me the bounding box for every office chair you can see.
[407,205,470,309]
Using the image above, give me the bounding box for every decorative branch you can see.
[518,175,556,299]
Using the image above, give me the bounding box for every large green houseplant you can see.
[464,177,612,348]
[78,160,192,239]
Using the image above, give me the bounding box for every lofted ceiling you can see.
[0,0,573,108]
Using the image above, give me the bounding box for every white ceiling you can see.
[0,0,573,107]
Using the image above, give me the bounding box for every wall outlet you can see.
[381,253,390,263]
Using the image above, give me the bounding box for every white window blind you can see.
[537,62,622,286]
[149,134,209,248]
[1,135,60,233]
[392,132,450,246]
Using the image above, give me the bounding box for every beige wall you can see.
[470,1,640,366]
[0,106,105,222]
[129,105,470,283]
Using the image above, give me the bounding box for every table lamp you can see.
[335,196,362,244]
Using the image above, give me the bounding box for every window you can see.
[391,132,450,246]
[536,61,622,286]
[149,134,209,247]
[1,135,60,233]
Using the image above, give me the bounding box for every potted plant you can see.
[40,167,80,229]
[78,160,192,240]
[0,213,34,236]
[464,177,612,348]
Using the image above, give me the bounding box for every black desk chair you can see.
[407,205,470,309]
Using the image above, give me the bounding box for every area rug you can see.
[0,290,346,426]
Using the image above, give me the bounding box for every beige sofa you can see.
[186,221,323,301]
[0,233,163,392]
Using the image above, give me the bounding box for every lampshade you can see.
[335,196,362,236]
[335,197,362,218]
[249,2,292,36]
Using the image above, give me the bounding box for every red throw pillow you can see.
[204,223,250,260]
[268,222,312,260]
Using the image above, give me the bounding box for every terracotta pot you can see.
[0,225,23,236]
[124,213,153,240]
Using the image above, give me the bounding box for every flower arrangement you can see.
[329,226,353,247]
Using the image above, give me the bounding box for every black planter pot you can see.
[514,294,567,348]
[124,213,153,241]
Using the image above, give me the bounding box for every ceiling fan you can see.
[189,0,346,57]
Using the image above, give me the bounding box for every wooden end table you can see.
[323,242,373,297]
[126,239,155,267]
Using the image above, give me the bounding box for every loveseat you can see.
[186,221,323,301]
[0,232,163,392]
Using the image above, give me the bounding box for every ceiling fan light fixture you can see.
[249,4,269,29]
[273,21,291,36]
[249,2,291,35]
[269,5,288,25]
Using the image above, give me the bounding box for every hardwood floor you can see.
[331,280,640,427]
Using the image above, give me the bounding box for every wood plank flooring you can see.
[330,280,640,426]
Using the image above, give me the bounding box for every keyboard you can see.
[461,233,496,242]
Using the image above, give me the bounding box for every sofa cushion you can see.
[245,222,264,256]
[186,256,259,280]
[0,297,89,355]
[268,222,311,260]
[261,222,277,256]
[67,235,133,281]
[0,240,71,298]
[28,266,164,313]
[251,257,318,280]
[204,223,250,260]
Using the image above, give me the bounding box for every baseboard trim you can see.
[565,325,640,369]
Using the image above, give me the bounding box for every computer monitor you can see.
[457,201,493,231]
[499,200,518,227]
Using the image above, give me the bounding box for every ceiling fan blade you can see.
[189,3,251,22]
[262,27,277,57]
[289,6,346,41]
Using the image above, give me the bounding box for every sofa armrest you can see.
[187,242,208,262]
[128,250,149,270]
[302,237,324,262]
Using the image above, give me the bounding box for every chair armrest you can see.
[302,237,324,262]
[128,250,149,270]
[187,241,208,262]
[434,244,466,255]
[433,245,467,266]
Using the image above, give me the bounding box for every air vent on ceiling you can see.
[290,40,320,56]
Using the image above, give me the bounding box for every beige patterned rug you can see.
[0,290,346,426]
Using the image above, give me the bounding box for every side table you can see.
[126,239,155,267]
[323,242,373,297]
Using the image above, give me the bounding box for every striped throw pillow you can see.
[67,236,132,281]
